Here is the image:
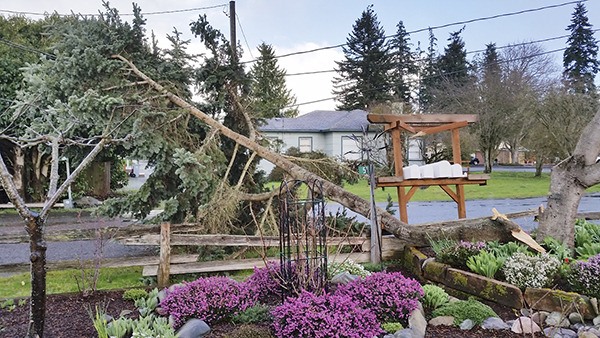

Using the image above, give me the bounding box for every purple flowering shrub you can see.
[437,240,486,270]
[160,276,253,328]
[335,271,423,322]
[568,254,600,298]
[271,290,383,338]
[243,262,283,302]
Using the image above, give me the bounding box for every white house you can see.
[257,110,389,173]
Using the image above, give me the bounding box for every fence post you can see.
[157,222,171,288]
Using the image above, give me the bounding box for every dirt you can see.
[0,287,542,338]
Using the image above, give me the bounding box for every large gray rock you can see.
[175,319,210,338]
[543,327,577,338]
[546,311,571,327]
[459,319,475,330]
[408,305,427,338]
[481,317,510,330]
[568,312,584,324]
[593,315,600,326]
[330,272,359,284]
[394,328,417,338]
[428,316,454,326]
[511,317,541,334]
[531,311,549,326]
[579,331,600,338]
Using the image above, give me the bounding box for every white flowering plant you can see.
[328,260,372,279]
[502,252,560,289]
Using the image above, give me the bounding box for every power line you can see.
[0,4,227,17]
[285,29,596,78]
[285,46,568,109]
[236,13,254,59]
[242,0,586,65]
[0,37,55,59]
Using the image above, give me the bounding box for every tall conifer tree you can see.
[333,5,393,110]
[249,43,297,120]
[390,21,415,104]
[438,27,470,87]
[563,2,599,95]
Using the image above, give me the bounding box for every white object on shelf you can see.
[402,165,421,179]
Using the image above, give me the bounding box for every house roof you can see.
[260,110,372,133]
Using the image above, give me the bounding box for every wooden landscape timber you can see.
[112,55,533,247]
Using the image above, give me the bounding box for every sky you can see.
[2,0,599,114]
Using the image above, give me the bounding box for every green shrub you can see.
[422,284,449,310]
[381,322,403,333]
[543,237,573,261]
[467,250,504,278]
[432,298,498,326]
[436,241,486,270]
[122,288,148,301]
[575,219,600,247]
[486,241,532,260]
[576,242,600,259]
[232,304,272,324]
[223,324,275,338]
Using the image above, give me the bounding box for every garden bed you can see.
[402,245,598,319]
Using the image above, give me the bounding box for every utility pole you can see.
[229,1,236,62]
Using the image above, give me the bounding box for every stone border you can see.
[402,246,597,319]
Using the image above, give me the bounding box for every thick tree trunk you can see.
[537,108,600,247]
[26,216,47,338]
[114,55,523,245]
[537,157,586,247]
[483,149,493,173]
[534,156,543,177]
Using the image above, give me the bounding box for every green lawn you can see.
[273,171,600,203]
[0,267,145,299]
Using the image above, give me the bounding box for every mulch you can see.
[0,288,543,338]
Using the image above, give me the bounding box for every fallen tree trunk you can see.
[112,55,536,245]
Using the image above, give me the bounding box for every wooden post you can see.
[451,128,461,165]
[157,222,171,288]
[391,127,408,223]
[456,185,466,218]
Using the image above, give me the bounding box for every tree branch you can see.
[40,138,108,219]
[0,153,31,219]
[46,137,60,199]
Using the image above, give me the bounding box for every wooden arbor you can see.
[367,114,489,223]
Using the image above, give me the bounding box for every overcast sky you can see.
[2,0,599,114]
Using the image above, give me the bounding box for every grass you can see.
[333,171,600,203]
[0,267,145,299]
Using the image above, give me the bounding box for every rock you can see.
[448,296,460,303]
[579,327,600,337]
[592,297,599,316]
[74,196,102,207]
[155,306,168,316]
[428,316,454,326]
[520,308,532,317]
[525,288,595,320]
[511,316,541,334]
[569,312,585,324]
[579,331,600,338]
[546,311,571,327]
[330,272,359,284]
[394,328,416,338]
[175,318,211,338]
[593,315,600,326]
[531,311,549,326]
[459,319,475,330]
[408,305,427,338]
[543,327,577,338]
[481,317,510,330]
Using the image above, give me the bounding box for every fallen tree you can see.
[113,55,540,245]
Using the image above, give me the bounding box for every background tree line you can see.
[333,3,599,174]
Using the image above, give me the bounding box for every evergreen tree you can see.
[333,5,393,110]
[563,2,599,95]
[417,29,439,112]
[390,21,415,104]
[438,27,470,86]
[249,43,297,120]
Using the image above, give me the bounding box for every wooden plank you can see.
[440,185,458,203]
[416,121,469,136]
[0,254,199,275]
[142,252,372,277]
[467,173,491,180]
[377,176,405,184]
[368,114,478,125]
[376,177,487,188]
[452,128,462,164]
[122,234,368,247]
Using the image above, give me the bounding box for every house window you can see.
[342,136,362,160]
[298,137,313,153]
